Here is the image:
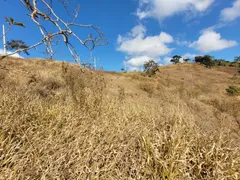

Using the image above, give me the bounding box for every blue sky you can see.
[0,0,240,71]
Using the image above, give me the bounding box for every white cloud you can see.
[220,0,240,22]
[179,53,200,62]
[182,53,199,60]
[0,49,23,58]
[117,24,174,57]
[176,40,191,46]
[125,56,153,67]
[162,56,172,65]
[136,0,214,21]
[117,24,173,71]
[124,56,161,71]
[189,30,237,53]
[128,66,142,72]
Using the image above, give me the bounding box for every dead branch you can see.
[3,0,108,64]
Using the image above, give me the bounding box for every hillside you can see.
[0,57,240,179]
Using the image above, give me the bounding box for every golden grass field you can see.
[0,57,240,179]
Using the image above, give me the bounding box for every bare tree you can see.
[1,0,108,64]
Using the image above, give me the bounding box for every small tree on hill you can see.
[234,56,240,63]
[195,55,215,68]
[171,55,182,64]
[121,68,125,72]
[194,56,203,64]
[183,58,190,63]
[234,56,240,74]
[143,60,159,77]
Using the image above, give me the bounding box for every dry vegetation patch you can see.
[0,59,240,179]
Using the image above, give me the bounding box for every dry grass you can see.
[0,58,240,179]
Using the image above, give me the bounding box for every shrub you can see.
[143,60,160,77]
[226,86,240,96]
[170,55,182,64]
[195,55,215,68]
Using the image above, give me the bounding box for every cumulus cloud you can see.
[117,24,173,71]
[136,0,214,21]
[189,30,237,53]
[162,56,172,65]
[0,49,23,58]
[124,56,161,71]
[125,56,154,67]
[176,40,191,46]
[220,0,240,22]
[117,24,174,57]
[182,53,200,60]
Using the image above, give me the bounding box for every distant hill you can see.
[0,57,239,179]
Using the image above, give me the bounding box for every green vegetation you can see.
[234,56,240,63]
[6,40,30,55]
[170,55,182,64]
[226,86,240,96]
[193,56,239,68]
[183,58,190,62]
[195,55,215,68]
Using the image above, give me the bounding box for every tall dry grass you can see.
[0,59,239,179]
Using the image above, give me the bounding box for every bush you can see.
[226,86,240,96]
[195,55,215,68]
[144,60,160,77]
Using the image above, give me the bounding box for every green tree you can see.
[143,60,160,77]
[171,55,182,64]
[195,55,215,68]
[233,56,240,73]
[183,58,190,63]
[6,40,30,55]
[234,56,240,63]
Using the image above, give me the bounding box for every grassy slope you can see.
[0,58,240,179]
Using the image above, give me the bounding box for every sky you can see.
[0,0,240,71]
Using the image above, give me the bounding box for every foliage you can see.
[183,58,190,62]
[4,17,25,27]
[235,57,240,74]
[0,17,25,41]
[214,59,226,66]
[195,55,215,68]
[234,56,240,63]
[170,55,182,64]
[226,86,240,96]
[6,40,30,55]
[143,60,160,77]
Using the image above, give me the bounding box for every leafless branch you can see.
[3,0,108,65]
